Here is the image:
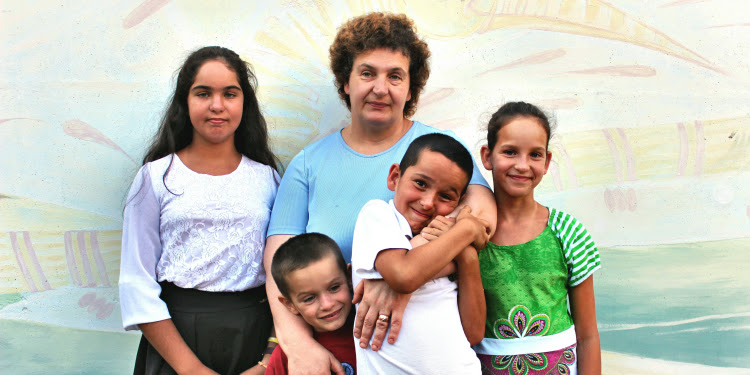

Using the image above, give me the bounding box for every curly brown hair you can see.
[329,12,431,118]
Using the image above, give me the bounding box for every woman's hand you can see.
[352,278,411,351]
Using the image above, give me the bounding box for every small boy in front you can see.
[351,133,490,374]
[268,233,356,375]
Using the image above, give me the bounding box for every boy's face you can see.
[279,254,352,333]
[387,150,469,234]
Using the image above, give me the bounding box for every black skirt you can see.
[134,282,272,375]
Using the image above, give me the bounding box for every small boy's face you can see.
[279,254,352,333]
[387,150,469,234]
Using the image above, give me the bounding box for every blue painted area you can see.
[596,238,750,368]
[0,319,138,374]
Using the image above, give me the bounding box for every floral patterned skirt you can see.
[477,343,577,375]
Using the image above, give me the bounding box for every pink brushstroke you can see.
[568,65,657,77]
[616,128,637,181]
[76,231,96,287]
[79,292,97,307]
[23,231,51,290]
[62,119,137,164]
[9,232,38,292]
[694,121,705,175]
[64,231,83,287]
[538,97,582,110]
[677,123,689,176]
[604,189,615,213]
[0,118,43,125]
[123,0,170,29]
[556,144,579,189]
[660,0,711,7]
[479,48,566,76]
[706,22,750,29]
[89,231,112,287]
[626,188,638,212]
[419,88,454,108]
[602,130,623,183]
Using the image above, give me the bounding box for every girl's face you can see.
[344,48,412,128]
[187,60,244,147]
[481,116,551,199]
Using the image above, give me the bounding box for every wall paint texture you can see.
[1,1,749,374]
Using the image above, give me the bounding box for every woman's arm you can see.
[460,184,497,238]
[374,207,489,294]
[569,276,601,375]
[455,247,486,345]
[264,235,345,375]
[139,320,218,375]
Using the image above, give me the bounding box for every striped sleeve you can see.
[548,207,601,287]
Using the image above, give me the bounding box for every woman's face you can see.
[344,48,411,128]
[187,60,244,147]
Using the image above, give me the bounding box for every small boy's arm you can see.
[455,247,486,345]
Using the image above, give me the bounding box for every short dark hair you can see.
[271,233,346,299]
[399,133,474,194]
[486,101,551,151]
[329,12,430,118]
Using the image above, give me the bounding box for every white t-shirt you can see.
[119,154,279,331]
[351,199,481,374]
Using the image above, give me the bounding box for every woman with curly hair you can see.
[264,12,496,374]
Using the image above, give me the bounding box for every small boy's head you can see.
[387,133,474,234]
[271,233,352,332]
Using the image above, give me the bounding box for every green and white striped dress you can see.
[473,207,601,375]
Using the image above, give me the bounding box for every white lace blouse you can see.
[119,154,279,331]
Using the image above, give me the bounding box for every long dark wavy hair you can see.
[143,46,278,172]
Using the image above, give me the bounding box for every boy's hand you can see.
[455,206,490,250]
[419,215,455,241]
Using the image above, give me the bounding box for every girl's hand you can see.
[419,215,455,241]
[455,206,490,250]
[352,278,411,351]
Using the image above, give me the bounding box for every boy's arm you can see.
[455,247,486,345]
[569,276,601,375]
[264,235,345,375]
[374,207,489,294]
[411,216,456,278]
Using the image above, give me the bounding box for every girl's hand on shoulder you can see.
[455,206,490,250]
[419,215,455,241]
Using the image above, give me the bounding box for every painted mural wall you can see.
[1,1,748,374]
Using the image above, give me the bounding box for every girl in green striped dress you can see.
[474,102,602,375]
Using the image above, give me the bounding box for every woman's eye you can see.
[225,92,237,98]
[361,71,372,77]
[196,92,209,98]
[389,74,402,81]
[330,284,340,292]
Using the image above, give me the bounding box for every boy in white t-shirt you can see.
[351,133,490,374]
